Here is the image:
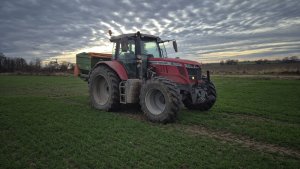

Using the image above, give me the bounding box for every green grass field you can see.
[0,75,299,168]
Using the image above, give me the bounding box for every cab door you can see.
[116,39,137,78]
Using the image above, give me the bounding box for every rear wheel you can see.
[140,77,180,123]
[183,81,217,111]
[89,66,120,111]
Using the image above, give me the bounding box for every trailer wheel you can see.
[184,81,217,111]
[89,66,120,111]
[140,77,180,123]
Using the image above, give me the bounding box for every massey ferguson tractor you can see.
[75,31,216,123]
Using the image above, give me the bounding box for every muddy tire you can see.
[140,77,180,123]
[183,81,217,111]
[89,66,120,111]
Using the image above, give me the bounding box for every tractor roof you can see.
[110,32,160,42]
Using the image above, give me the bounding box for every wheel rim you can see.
[145,88,166,115]
[94,75,110,105]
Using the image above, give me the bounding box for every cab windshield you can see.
[141,40,161,58]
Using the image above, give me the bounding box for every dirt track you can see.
[62,94,300,158]
[122,112,300,158]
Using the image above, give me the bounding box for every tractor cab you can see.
[110,32,178,79]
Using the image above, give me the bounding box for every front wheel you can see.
[140,77,180,123]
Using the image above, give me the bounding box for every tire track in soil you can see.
[60,99,300,158]
[121,113,300,158]
[177,124,300,158]
[220,110,299,125]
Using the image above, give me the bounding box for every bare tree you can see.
[225,59,238,65]
[220,60,225,65]
[34,58,41,71]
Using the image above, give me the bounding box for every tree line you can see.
[220,56,299,65]
[0,53,74,73]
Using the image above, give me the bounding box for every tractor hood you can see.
[148,57,201,66]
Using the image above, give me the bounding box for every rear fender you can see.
[89,60,128,81]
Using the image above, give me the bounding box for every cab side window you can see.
[141,41,160,58]
[118,40,135,60]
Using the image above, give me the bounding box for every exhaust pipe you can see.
[207,70,210,82]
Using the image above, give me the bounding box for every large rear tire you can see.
[140,77,180,123]
[89,66,120,111]
[183,81,217,111]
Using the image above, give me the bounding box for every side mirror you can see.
[121,38,128,52]
[173,40,178,52]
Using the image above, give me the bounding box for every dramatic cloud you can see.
[1,0,300,63]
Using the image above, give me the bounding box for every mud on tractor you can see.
[75,32,216,123]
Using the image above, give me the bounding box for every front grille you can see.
[186,67,201,80]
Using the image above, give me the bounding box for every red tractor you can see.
[75,31,216,123]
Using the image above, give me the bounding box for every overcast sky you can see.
[1,0,300,63]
